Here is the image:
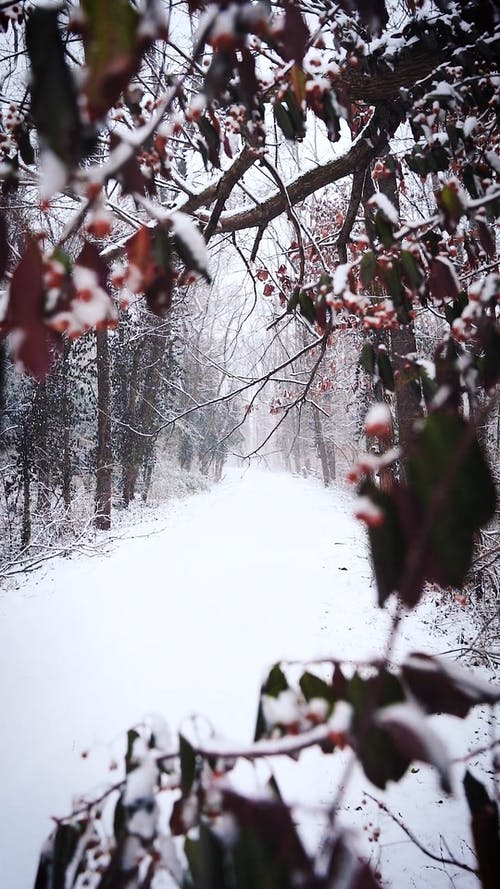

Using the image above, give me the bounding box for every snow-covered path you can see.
[0,469,495,888]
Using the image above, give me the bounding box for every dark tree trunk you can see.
[21,427,31,548]
[95,328,112,530]
[312,405,331,487]
[61,345,72,510]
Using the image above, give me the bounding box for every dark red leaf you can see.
[429,256,460,303]
[4,241,61,379]
[477,220,495,258]
[464,771,500,889]
[402,653,500,718]
[76,241,109,291]
[281,1,310,65]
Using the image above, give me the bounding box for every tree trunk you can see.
[312,405,331,487]
[21,426,31,548]
[61,344,72,510]
[95,328,112,530]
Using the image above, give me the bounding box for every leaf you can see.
[281,1,310,65]
[76,241,110,291]
[360,341,376,375]
[197,821,228,889]
[464,771,500,889]
[376,349,394,392]
[26,8,85,166]
[400,250,423,292]
[381,262,410,324]
[348,670,409,788]
[274,101,297,140]
[179,733,196,795]
[299,670,335,705]
[477,220,495,258]
[298,290,316,324]
[376,702,451,792]
[110,133,155,197]
[125,728,140,773]
[254,663,288,740]
[237,47,260,111]
[197,116,221,169]
[327,836,382,887]
[357,480,422,606]
[429,256,460,302]
[222,788,314,885]
[171,212,211,282]
[437,183,464,233]
[81,0,147,121]
[360,251,377,288]
[402,653,500,718]
[407,413,496,588]
[374,210,394,248]
[52,822,87,889]
[4,241,61,379]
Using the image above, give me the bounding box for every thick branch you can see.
[198,105,401,234]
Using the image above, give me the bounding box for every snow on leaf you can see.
[123,753,158,807]
[49,242,117,338]
[39,150,68,200]
[368,192,399,226]
[376,702,452,793]
[402,652,500,718]
[171,211,211,282]
[364,403,393,439]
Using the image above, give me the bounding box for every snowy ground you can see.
[0,467,497,888]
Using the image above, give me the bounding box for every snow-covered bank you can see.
[0,468,497,888]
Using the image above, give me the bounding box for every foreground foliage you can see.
[0,0,498,886]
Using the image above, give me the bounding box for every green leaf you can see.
[81,0,143,121]
[299,671,334,705]
[360,341,376,375]
[376,349,395,391]
[400,250,422,291]
[254,663,288,740]
[125,728,140,773]
[438,183,464,232]
[52,822,87,889]
[348,671,409,789]
[113,794,126,842]
[359,482,402,605]
[26,8,85,166]
[198,821,227,889]
[274,102,296,140]
[407,414,496,587]
[298,290,316,324]
[179,733,196,795]
[374,210,394,248]
[360,251,377,288]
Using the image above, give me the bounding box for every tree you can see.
[0,1,498,886]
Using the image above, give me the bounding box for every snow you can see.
[39,149,67,199]
[0,468,497,888]
[368,192,399,226]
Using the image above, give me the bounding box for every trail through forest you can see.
[0,468,496,888]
